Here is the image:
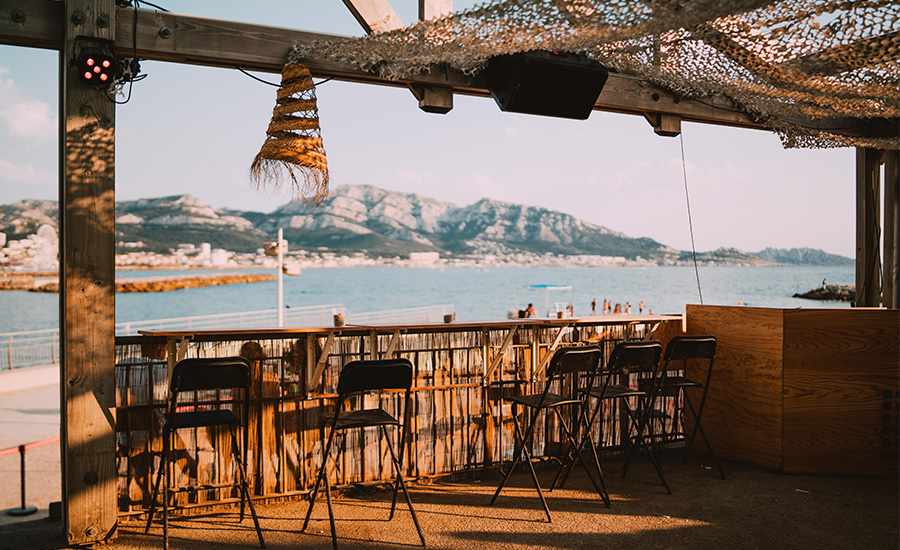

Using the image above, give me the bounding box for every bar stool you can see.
[145,356,265,550]
[490,345,609,521]
[301,358,425,549]
[579,340,671,494]
[635,335,725,478]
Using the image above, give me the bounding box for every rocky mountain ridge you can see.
[0,185,852,265]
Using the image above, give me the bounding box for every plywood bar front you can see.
[686,305,900,475]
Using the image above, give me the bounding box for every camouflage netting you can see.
[287,0,898,151]
[251,63,329,204]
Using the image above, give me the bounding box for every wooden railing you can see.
[113,315,683,515]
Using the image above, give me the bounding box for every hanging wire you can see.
[235,66,281,87]
[680,133,704,305]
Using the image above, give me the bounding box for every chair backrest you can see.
[607,340,663,375]
[547,345,602,378]
[336,358,413,397]
[664,335,717,362]
[170,356,252,395]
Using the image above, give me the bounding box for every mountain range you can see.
[0,184,853,266]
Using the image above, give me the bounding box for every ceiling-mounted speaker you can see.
[487,51,609,120]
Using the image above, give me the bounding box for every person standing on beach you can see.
[639,300,644,314]
[613,303,622,314]
[591,299,597,316]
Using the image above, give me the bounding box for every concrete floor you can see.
[1,451,897,550]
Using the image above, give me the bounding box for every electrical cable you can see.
[680,132,704,305]
[235,66,281,87]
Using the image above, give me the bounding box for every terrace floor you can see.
[1,452,897,550]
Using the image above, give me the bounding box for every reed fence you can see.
[113,316,683,516]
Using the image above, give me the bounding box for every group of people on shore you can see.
[518,298,651,318]
[590,298,650,316]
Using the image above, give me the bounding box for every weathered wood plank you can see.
[342,0,404,34]
[884,151,899,309]
[782,309,900,475]
[61,0,118,544]
[856,148,883,307]
[685,305,784,471]
[1,0,767,130]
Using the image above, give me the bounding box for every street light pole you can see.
[277,227,284,327]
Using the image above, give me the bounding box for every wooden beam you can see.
[419,0,453,21]
[856,148,882,308]
[643,112,681,137]
[533,324,571,378]
[308,330,337,390]
[60,0,117,544]
[884,150,899,309]
[0,1,764,130]
[483,326,517,383]
[416,0,453,113]
[384,329,402,358]
[341,0,404,34]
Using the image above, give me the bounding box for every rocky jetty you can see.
[793,284,855,302]
[19,273,275,293]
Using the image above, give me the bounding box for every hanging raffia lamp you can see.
[251,62,329,204]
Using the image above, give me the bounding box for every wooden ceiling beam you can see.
[3,0,887,138]
[341,0,404,34]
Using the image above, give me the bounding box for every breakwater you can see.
[1,273,276,293]
[793,284,855,301]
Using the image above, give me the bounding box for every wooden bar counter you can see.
[114,315,682,516]
[686,305,899,476]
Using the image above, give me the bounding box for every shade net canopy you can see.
[287,0,898,150]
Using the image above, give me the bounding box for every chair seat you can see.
[323,408,399,430]
[507,392,582,410]
[165,409,241,431]
[584,384,644,400]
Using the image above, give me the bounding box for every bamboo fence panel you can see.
[113,319,681,515]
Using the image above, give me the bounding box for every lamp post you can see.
[264,229,288,327]
[277,228,284,327]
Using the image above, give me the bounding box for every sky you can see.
[0,1,858,257]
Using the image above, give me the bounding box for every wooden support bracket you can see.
[384,329,402,358]
[308,330,337,391]
[644,112,682,137]
[533,324,571,379]
[483,326,517,384]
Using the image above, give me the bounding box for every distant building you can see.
[409,252,440,264]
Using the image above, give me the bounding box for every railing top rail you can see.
[136,314,682,340]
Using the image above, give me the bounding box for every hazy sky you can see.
[0,1,857,256]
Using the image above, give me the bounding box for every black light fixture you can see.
[487,50,609,120]
[76,46,119,88]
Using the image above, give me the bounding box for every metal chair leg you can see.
[683,392,725,478]
[302,424,337,533]
[230,427,265,548]
[145,435,168,534]
[383,425,426,546]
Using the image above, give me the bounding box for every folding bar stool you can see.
[632,335,725,478]
[571,340,671,494]
[301,358,425,550]
[489,345,609,522]
[145,356,265,550]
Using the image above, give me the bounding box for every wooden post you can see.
[60,0,117,544]
[416,0,453,113]
[856,148,882,307]
[884,150,899,309]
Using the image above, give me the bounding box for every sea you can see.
[0,265,855,334]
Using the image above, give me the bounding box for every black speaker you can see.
[487,51,609,120]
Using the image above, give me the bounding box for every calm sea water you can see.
[0,265,854,334]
